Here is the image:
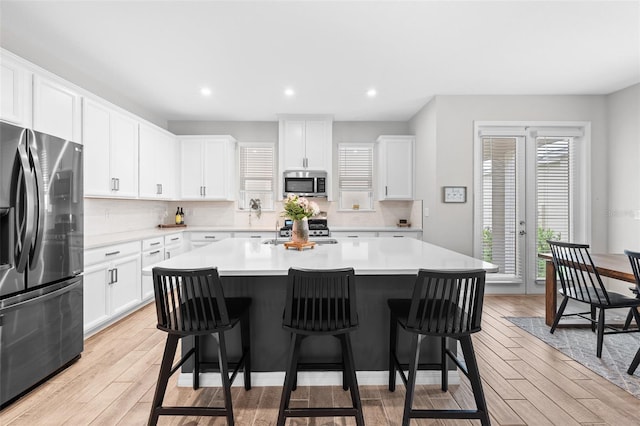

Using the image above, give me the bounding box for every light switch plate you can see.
[423,208,430,217]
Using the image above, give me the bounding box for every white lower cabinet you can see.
[233,231,273,239]
[164,233,186,259]
[141,236,165,299]
[83,241,141,335]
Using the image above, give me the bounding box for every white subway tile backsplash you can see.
[85,198,422,235]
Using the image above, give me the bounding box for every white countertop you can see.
[143,237,497,276]
[84,226,422,249]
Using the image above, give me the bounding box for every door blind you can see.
[536,136,573,277]
[238,143,275,209]
[481,137,519,275]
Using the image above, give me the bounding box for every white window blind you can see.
[238,143,275,209]
[536,136,574,277]
[338,143,373,210]
[481,137,519,275]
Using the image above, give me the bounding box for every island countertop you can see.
[144,237,498,276]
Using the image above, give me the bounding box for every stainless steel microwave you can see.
[283,170,327,198]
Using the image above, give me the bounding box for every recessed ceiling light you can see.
[366,88,377,98]
[200,87,212,96]
[284,88,295,97]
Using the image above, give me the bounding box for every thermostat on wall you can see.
[443,186,467,203]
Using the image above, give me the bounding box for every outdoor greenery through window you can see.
[535,136,573,277]
[338,143,373,210]
[238,143,275,210]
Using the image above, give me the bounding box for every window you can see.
[338,143,374,210]
[238,142,275,210]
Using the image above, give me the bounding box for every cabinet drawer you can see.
[331,231,377,238]
[142,248,165,268]
[233,232,273,239]
[164,233,183,246]
[142,237,164,251]
[189,232,232,242]
[85,241,140,267]
[378,231,421,239]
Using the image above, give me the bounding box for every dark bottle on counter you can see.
[175,207,181,225]
[179,207,185,224]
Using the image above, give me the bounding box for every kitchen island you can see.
[144,237,497,386]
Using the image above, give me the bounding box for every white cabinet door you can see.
[304,120,331,170]
[83,98,139,198]
[82,99,112,196]
[33,75,81,142]
[180,136,236,200]
[158,132,176,199]
[0,53,31,126]
[110,112,138,197]
[141,248,164,300]
[377,136,415,200]
[180,138,204,199]
[203,139,230,199]
[109,254,141,316]
[281,120,306,170]
[139,124,176,199]
[83,263,109,333]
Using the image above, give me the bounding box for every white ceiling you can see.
[1,1,639,122]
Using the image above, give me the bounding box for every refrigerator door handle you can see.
[27,130,45,265]
[15,141,35,273]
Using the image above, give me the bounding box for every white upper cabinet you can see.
[377,135,415,200]
[83,98,138,197]
[279,117,332,171]
[139,123,176,199]
[33,74,81,142]
[179,135,236,200]
[0,52,31,127]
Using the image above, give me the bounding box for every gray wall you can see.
[410,95,609,255]
[606,83,640,252]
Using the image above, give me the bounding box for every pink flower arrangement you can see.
[282,194,320,220]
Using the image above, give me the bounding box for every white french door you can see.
[474,123,589,294]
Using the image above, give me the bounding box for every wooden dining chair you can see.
[548,241,640,357]
[624,249,640,375]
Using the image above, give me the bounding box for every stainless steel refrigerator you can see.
[0,121,84,407]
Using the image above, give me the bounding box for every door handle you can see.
[15,140,35,273]
[519,230,526,235]
[27,130,44,267]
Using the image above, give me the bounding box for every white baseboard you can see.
[177,370,460,387]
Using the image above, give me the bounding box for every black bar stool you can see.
[276,267,364,426]
[625,249,640,375]
[148,267,251,426]
[388,269,490,426]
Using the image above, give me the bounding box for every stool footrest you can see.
[283,407,360,418]
[155,406,230,416]
[409,408,488,420]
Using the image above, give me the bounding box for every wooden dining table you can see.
[538,253,637,326]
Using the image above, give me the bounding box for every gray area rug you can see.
[505,317,640,399]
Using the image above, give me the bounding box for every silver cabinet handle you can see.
[250,235,261,238]
[157,184,162,194]
[150,242,161,246]
[385,186,388,196]
[105,250,120,257]
[393,235,404,238]
[111,178,116,191]
[149,250,161,255]
[204,236,217,239]
[166,251,171,259]
[170,237,179,241]
[203,186,206,197]
[113,268,118,283]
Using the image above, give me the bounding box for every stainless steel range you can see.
[279,218,330,238]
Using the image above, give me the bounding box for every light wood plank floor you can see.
[1,295,639,425]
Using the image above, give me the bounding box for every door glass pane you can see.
[482,137,519,276]
[536,137,572,278]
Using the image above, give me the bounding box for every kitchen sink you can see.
[262,238,339,245]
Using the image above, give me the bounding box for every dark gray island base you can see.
[186,274,446,377]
